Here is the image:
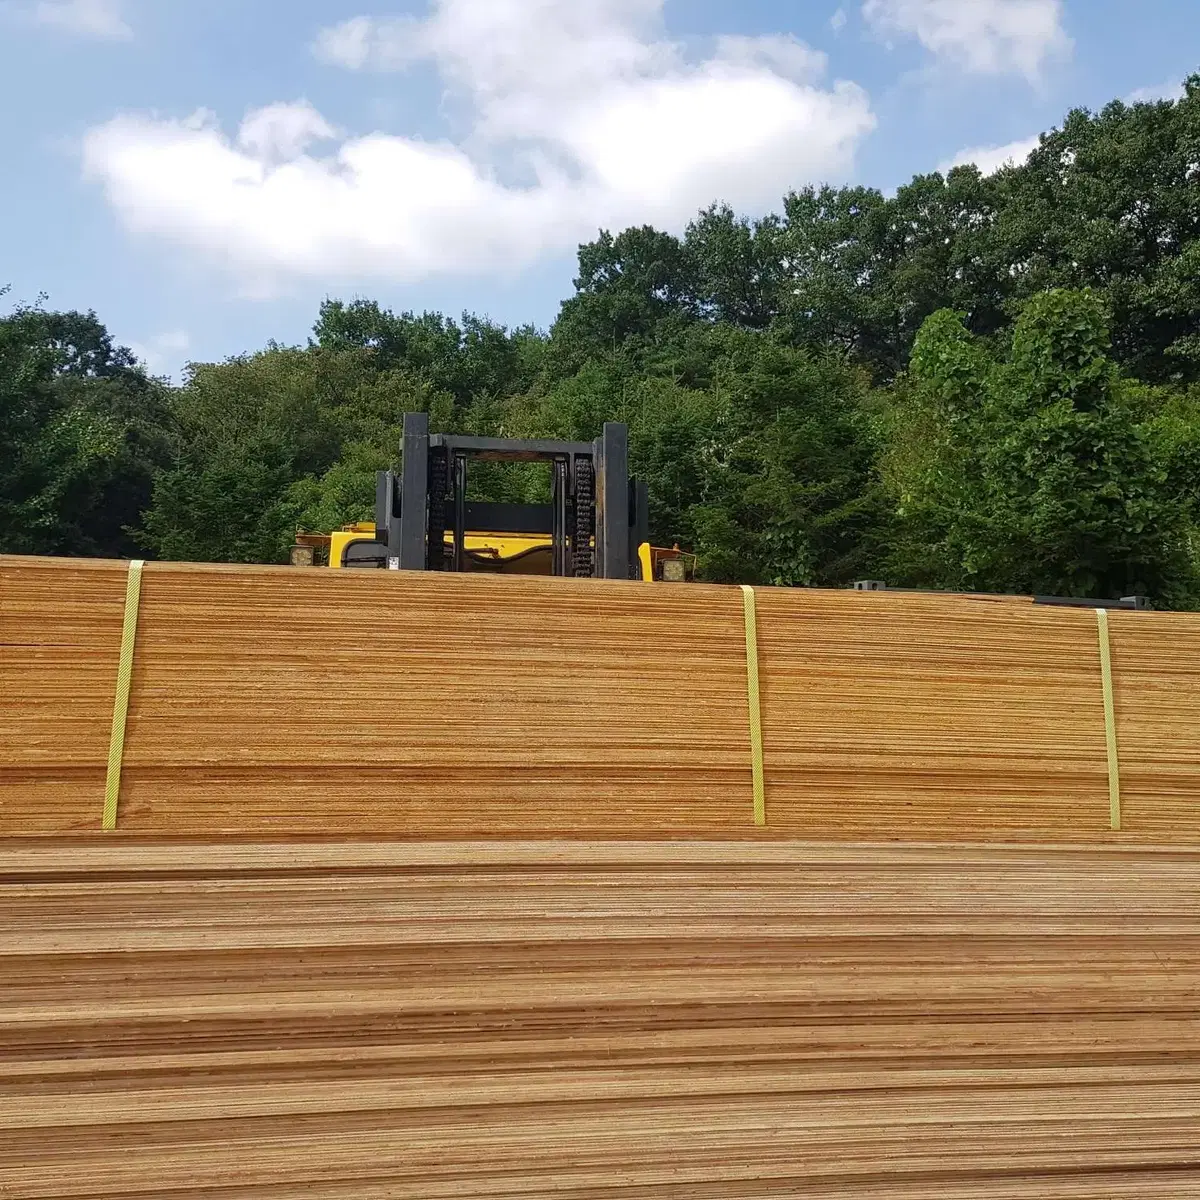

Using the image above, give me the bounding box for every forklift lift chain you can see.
[427,447,448,571]
[573,459,595,578]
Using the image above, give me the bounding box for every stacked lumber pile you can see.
[3,838,1200,1199]
[7,556,1200,1194]
[5,554,1200,840]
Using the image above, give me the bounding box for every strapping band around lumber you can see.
[741,585,766,826]
[103,560,145,831]
[1096,607,1122,832]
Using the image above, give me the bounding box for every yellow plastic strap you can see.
[103,560,145,831]
[741,585,766,827]
[1095,608,1121,831]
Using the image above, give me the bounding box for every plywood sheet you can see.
[3,839,1199,1198]
[2,556,1194,842]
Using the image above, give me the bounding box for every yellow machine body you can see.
[297,523,696,581]
[329,525,552,571]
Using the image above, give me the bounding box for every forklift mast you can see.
[374,412,650,580]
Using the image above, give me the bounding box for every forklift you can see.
[292,412,696,583]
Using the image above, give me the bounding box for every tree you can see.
[686,204,786,329]
[551,226,698,365]
[979,78,1200,381]
[683,334,884,586]
[527,320,884,584]
[0,303,171,558]
[312,300,536,413]
[887,290,1199,603]
[136,341,462,562]
[138,347,346,563]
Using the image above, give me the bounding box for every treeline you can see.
[4,77,1200,603]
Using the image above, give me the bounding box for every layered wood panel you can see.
[1108,610,1200,836]
[0,557,127,830]
[2,556,750,835]
[754,589,1112,838]
[2,555,1195,841]
[3,839,1200,1198]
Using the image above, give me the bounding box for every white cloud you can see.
[939,134,1039,175]
[236,101,337,163]
[713,34,827,83]
[1125,80,1185,105]
[311,14,380,70]
[831,8,848,33]
[863,0,1070,78]
[83,0,875,289]
[29,0,130,40]
[128,330,190,378]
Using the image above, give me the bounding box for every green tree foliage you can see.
[687,205,787,330]
[0,301,172,557]
[7,77,1200,607]
[524,324,884,584]
[887,290,1199,602]
[987,80,1200,382]
[312,299,540,412]
[683,340,884,587]
[138,345,445,563]
[550,226,699,367]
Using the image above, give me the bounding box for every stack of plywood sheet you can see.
[7,555,1200,1195]
[5,554,1200,841]
[3,839,1200,1198]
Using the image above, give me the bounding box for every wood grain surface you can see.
[3,554,1197,841]
[3,838,1200,1198]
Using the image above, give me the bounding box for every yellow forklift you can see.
[292,413,696,583]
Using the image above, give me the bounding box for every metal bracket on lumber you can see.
[854,582,1153,611]
[1035,595,1151,611]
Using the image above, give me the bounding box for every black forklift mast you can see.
[373,412,650,580]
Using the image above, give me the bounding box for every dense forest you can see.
[5,79,1200,603]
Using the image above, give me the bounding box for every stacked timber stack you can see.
[3,839,1200,1198]
[3,553,1200,841]
[6,554,1200,1197]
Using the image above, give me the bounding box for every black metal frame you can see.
[374,413,643,579]
[398,412,429,571]
[1034,594,1151,611]
[853,581,1152,610]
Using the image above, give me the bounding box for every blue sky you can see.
[0,0,1196,378]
